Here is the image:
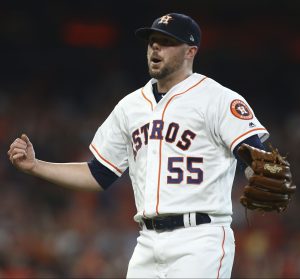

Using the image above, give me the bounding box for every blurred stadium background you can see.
[0,0,299,277]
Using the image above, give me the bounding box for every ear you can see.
[185,46,198,59]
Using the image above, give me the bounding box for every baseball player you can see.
[8,13,280,278]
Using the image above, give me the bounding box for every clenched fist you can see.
[7,134,36,173]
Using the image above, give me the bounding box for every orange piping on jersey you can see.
[217,226,226,279]
[229,127,267,150]
[90,143,123,175]
[155,138,164,215]
[141,86,153,216]
[155,76,208,215]
[141,87,154,111]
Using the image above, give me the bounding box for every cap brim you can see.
[135,27,187,44]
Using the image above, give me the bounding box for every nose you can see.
[149,39,161,50]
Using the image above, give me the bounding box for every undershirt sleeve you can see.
[233,134,266,171]
[87,157,119,190]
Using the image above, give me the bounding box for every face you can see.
[147,32,190,80]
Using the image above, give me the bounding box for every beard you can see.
[148,66,172,80]
[148,55,184,80]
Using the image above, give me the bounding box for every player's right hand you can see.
[7,134,36,173]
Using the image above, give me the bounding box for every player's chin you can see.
[148,69,157,78]
[148,69,161,79]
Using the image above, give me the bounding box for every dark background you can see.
[0,0,299,277]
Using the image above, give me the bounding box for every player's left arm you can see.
[233,135,296,212]
[233,134,265,171]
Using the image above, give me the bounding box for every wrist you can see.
[24,159,39,176]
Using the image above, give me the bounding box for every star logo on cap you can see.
[158,15,173,25]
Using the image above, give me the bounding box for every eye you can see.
[161,38,173,46]
[148,37,154,46]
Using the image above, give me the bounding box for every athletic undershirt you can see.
[233,134,265,170]
[152,83,166,103]
[87,158,118,190]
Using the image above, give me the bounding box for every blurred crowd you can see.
[0,1,299,278]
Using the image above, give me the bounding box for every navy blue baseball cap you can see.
[135,13,201,46]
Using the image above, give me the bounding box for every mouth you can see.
[152,57,161,63]
[150,56,163,67]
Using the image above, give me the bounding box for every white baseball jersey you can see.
[90,73,269,223]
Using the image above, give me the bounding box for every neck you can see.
[156,69,193,93]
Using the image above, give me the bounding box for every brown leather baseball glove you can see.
[237,143,296,212]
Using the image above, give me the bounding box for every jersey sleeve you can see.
[209,88,269,152]
[89,103,129,177]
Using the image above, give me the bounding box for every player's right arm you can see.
[7,134,103,191]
